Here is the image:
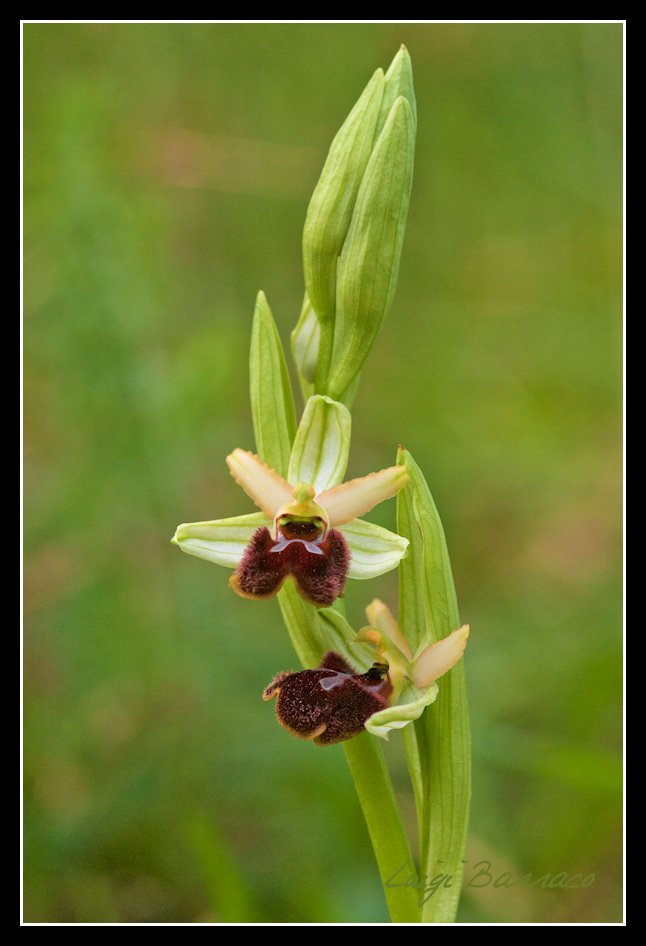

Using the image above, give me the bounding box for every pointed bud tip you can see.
[171,523,190,544]
[386,45,410,69]
[396,446,409,466]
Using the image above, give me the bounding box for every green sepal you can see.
[365,680,439,740]
[172,512,268,568]
[340,518,409,580]
[287,394,351,494]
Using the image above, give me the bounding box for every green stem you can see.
[277,583,324,668]
[277,581,420,923]
[344,734,421,923]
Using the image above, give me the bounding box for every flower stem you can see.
[277,581,420,923]
[343,734,421,923]
[277,583,323,669]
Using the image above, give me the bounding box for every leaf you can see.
[184,811,258,922]
[249,290,297,478]
[396,446,471,923]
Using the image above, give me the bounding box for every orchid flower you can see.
[263,599,469,745]
[172,396,409,607]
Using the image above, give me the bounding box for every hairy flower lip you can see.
[230,524,350,607]
[263,651,393,746]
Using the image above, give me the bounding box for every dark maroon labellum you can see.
[230,522,350,607]
[263,651,393,746]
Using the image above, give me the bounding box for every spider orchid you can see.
[172,396,409,607]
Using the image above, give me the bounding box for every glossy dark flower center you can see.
[277,515,325,542]
[230,519,350,607]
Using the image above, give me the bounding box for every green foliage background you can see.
[24,22,622,923]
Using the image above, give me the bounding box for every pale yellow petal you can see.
[365,598,413,660]
[317,465,408,527]
[226,449,293,519]
[412,625,470,689]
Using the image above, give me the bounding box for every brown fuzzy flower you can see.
[263,651,393,746]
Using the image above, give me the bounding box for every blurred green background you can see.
[23,23,623,923]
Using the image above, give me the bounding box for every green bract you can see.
[250,291,297,477]
[290,293,319,401]
[397,447,472,923]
